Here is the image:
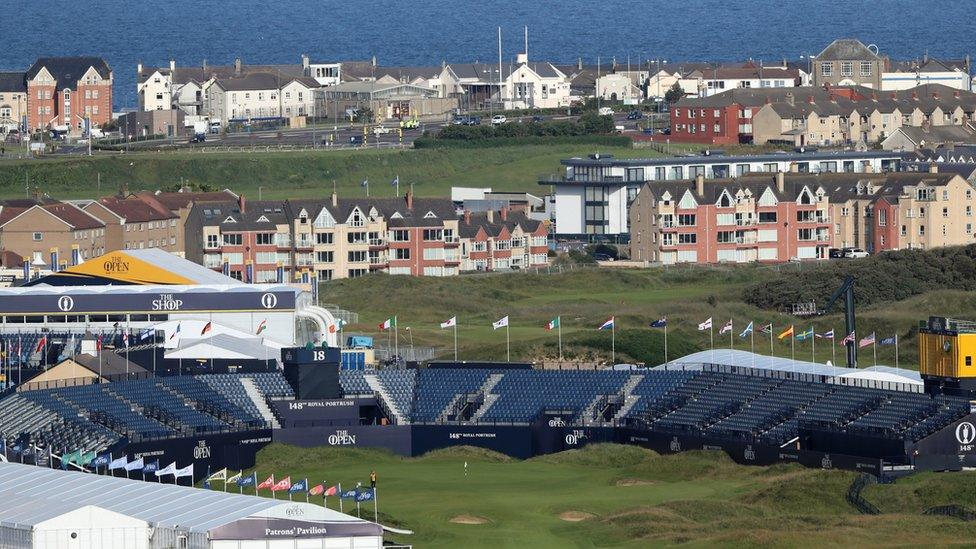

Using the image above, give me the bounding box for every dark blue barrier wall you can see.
[122,429,272,477]
[274,425,412,455]
[271,397,378,428]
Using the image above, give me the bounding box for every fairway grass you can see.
[247,443,976,548]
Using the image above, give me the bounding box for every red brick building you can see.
[25,57,113,134]
[459,208,549,271]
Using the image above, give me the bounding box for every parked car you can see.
[491,115,507,125]
[660,127,671,135]
[451,115,468,125]
[828,248,845,259]
[531,115,544,123]
[349,135,363,145]
[626,110,644,120]
[598,107,615,116]
[373,125,392,135]
[843,248,869,259]
[592,253,615,262]
[466,116,482,126]
[189,133,206,143]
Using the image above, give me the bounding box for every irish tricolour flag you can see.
[379,317,397,331]
[545,317,560,330]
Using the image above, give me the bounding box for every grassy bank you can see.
[323,263,976,368]
[243,444,976,548]
[0,143,653,200]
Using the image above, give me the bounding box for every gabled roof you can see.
[2,202,105,230]
[815,39,881,62]
[888,125,976,147]
[141,189,238,211]
[26,57,111,83]
[69,352,149,378]
[90,196,177,223]
[459,210,542,238]
[0,72,26,93]
[138,62,305,86]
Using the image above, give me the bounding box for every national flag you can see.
[340,488,359,499]
[155,462,177,477]
[272,476,292,492]
[256,320,267,335]
[760,323,773,334]
[35,336,46,353]
[289,478,309,494]
[109,455,128,470]
[795,327,814,341]
[257,474,275,490]
[880,335,897,346]
[122,332,129,347]
[140,328,154,341]
[777,325,794,340]
[356,488,375,502]
[125,457,144,471]
[440,316,457,329]
[169,323,181,340]
[859,332,876,348]
[841,331,856,345]
[175,464,194,478]
[650,317,667,328]
[719,320,733,335]
[207,468,228,482]
[739,321,754,338]
[817,329,835,340]
[545,317,560,330]
[391,175,399,187]
[698,317,712,331]
[492,316,509,330]
[142,460,160,474]
[309,484,325,496]
[226,471,243,484]
[598,317,614,330]
[379,317,396,330]
[328,324,338,334]
[61,449,81,468]
[361,179,368,188]
[324,485,339,496]
[78,451,97,467]
[200,321,212,336]
[237,472,258,487]
[96,334,103,351]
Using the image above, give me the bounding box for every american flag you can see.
[858,332,876,348]
[841,331,856,345]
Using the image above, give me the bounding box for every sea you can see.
[4,0,971,109]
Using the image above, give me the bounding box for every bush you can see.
[414,135,632,149]
[743,245,976,311]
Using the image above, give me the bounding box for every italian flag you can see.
[546,317,560,330]
[379,317,397,331]
[256,319,267,335]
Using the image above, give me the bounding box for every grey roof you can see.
[557,149,900,168]
[816,39,882,62]
[70,352,149,377]
[26,57,111,83]
[125,248,243,285]
[449,61,564,82]
[0,72,26,93]
[890,125,976,147]
[214,72,287,91]
[459,210,542,238]
[170,334,277,360]
[676,85,872,108]
[0,461,378,535]
[139,63,306,86]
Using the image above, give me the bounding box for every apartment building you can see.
[447,56,571,110]
[812,39,886,89]
[25,57,113,134]
[882,57,972,91]
[458,208,549,271]
[79,195,180,253]
[0,72,27,135]
[628,172,832,264]
[187,193,464,281]
[0,198,106,267]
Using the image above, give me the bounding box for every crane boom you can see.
[818,276,857,368]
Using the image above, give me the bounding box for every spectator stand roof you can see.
[661,349,921,390]
[0,461,382,540]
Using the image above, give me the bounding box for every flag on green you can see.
[545,317,560,330]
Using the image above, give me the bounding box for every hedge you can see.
[414,135,632,149]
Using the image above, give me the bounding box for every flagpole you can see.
[394,316,399,361]
[895,334,899,369]
[790,330,795,361]
[663,321,668,364]
[831,328,836,365]
[811,326,815,363]
[374,487,378,523]
[873,337,877,366]
[558,319,563,362]
[611,320,615,364]
[454,321,458,362]
[750,327,754,367]
[728,319,733,351]
[339,483,343,513]
[709,323,714,364]
[506,323,510,363]
[769,325,773,358]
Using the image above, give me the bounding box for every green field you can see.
[322,263,964,369]
[243,444,976,547]
[0,143,678,201]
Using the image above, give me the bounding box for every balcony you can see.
[368,238,386,249]
[295,237,313,249]
[444,235,460,246]
[538,173,624,184]
[275,237,292,248]
[368,256,388,269]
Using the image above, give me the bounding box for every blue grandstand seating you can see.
[478,370,630,423]
[413,369,492,422]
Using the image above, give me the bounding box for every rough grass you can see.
[242,443,976,548]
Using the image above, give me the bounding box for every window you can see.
[878,209,886,226]
[394,248,410,260]
[206,234,219,248]
[222,234,242,245]
[423,229,443,241]
[821,62,833,77]
[348,251,367,263]
[255,251,277,264]
[860,62,872,77]
[348,268,367,278]
[677,233,697,244]
[943,207,949,218]
[255,233,274,245]
[677,214,696,226]
[423,248,444,260]
[315,232,334,245]
[316,251,334,263]
[392,230,410,242]
[32,232,42,241]
[841,61,853,77]
[758,211,777,223]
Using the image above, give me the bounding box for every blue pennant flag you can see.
[650,318,667,328]
[356,488,375,502]
[289,478,309,493]
[237,472,257,487]
[879,336,897,346]
[91,453,112,468]
[203,466,212,490]
[142,460,160,474]
[340,488,359,499]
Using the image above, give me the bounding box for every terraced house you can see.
[0,197,106,267]
[187,193,467,281]
[458,208,549,271]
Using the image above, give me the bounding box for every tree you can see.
[664,82,685,103]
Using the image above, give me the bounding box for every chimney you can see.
[911,91,918,101]
[929,163,939,174]
[954,90,961,99]
[238,193,246,213]
[137,62,143,74]
[785,92,794,106]
[464,209,471,225]
[578,57,583,71]
[776,171,785,194]
[371,55,377,68]
[695,173,705,196]
[486,210,494,223]
[234,57,242,75]
[932,91,939,100]
[301,54,309,72]
[500,206,509,221]
[765,96,771,105]
[169,59,176,73]
[890,92,896,100]
[330,191,338,207]
[864,162,874,173]
[789,161,799,173]
[807,95,815,104]
[405,189,413,210]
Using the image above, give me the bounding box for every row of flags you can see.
[377,315,612,332]
[688,317,898,348]
[207,469,376,503]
